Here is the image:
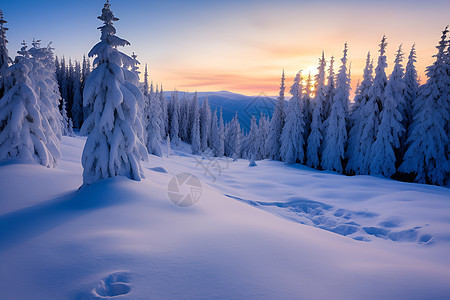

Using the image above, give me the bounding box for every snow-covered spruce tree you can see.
[80,1,148,185]
[306,52,327,168]
[358,36,388,174]
[200,96,212,151]
[280,71,305,164]
[0,43,58,167]
[179,94,190,142]
[257,111,268,159]
[159,86,168,138]
[71,61,83,128]
[225,113,241,160]
[61,98,70,136]
[321,43,350,172]
[169,91,181,145]
[28,40,63,164]
[399,27,449,185]
[190,92,201,154]
[145,85,162,157]
[246,115,259,162]
[346,52,374,174]
[323,55,335,122]
[218,108,225,157]
[267,70,286,160]
[369,46,406,177]
[142,64,149,96]
[403,45,419,139]
[303,72,313,140]
[210,109,221,157]
[0,10,12,98]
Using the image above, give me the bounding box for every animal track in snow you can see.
[225,194,432,244]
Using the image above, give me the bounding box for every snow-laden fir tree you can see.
[159,86,168,138]
[190,92,201,154]
[130,52,140,76]
[246,115,259,163]
[179,94,190,142]
[142,63,149,96]
[323,55,335,122]
[217,108,225,157]
[71,61,83,128]
[80,1,147,185]
[267,70,286,160]
[369,46,406,177]
[280,71,305,164]
[169,91,181,145]
[0,10,12,98]
[402,44,419,139]
[306,52,326,168]
[200,96,212,151]
[0,42,59,167]
[257,112,269,159]
[225,113,241,160]
[145,86,162,157]
[302,72,313,141]
[399,27,449,185]
[346,52,374,174]
[28,40,63,165]
[358,36,388,174]
[321,43,350,172]
[61,98,70,136]
[210,109,222,157]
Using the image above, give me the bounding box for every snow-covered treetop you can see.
[377,35,388,70]
[0,10,9,44]
[279,69,286,101]
[425,26,448,79]
[289,70,302,99]
[89,1,131,66]
[131,52,140,76]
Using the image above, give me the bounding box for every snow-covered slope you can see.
[0,136,449,299]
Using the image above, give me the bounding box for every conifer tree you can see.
[0,10,12,98]
[190,92,201,154]
[71,61,83,128]
[0,42,59,167]
[159,86,168,138]
[246,115,259,161]
[322,43,350,172]
[218,108,225,157]
[267,70,286,160]
[257,112,268,159]
[346,52,374,174]
[81,1,147,185]
[324,55,335,121]
[369,46,406,176]
[303,72,313,140]
[400,27,449,185]
[281,71,305,164]
[145,87,162,157]
[306,52,326,168]
[143,63,149,96]
[403,44,419,139]
[200,96,212,151]
[170,91,181,145]
[359,36,388,174]
[210,109,221,156]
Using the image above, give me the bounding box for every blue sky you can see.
[1,0,449,95]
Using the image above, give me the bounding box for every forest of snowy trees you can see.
[0,3,448,186]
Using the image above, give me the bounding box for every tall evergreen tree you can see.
[321,43,350,172]
[306,52,326,168]
[200,96,212,151]
[0,10,12,98]
[403,44,419,139]
[190,92,201,154]
[369,46,406,176]
[0,42,59,167]
[280,71,305,164]
[81,1,147,185]
[359,36,388,174]
[400,27,449,185]
[71,61,83,128]
[145,87,162,157]
[170,91,181,145]
[267,70,286,160]
[246,115,260,161]
[323,55,335,122]
[346,52,374,174]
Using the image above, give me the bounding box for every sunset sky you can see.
[1,0,449,96]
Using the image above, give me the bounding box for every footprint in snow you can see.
[91,271,131,299]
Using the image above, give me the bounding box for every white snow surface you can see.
[0,135,449,299]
